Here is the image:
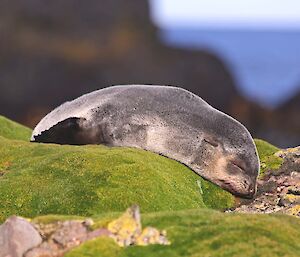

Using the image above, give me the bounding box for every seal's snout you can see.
[245,182,257,199]
[233,184,256,199]
[228,154,258,199]
[237,176,257,199]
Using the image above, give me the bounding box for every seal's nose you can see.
[247,182,257,198]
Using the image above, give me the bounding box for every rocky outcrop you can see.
[25,219,111,257]
[0,216,42,257]
[0,206,169,257]
[231,146,300,217]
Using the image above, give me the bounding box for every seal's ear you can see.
[32,117,104,145]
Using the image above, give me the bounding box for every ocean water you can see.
[160,28,300,108]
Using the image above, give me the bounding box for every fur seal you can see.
[31,85,260,198]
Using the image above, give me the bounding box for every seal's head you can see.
[190,109,260,199]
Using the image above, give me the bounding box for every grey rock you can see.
[0,216,42,257]
[25,219,111,257]
[26,220,89,257]
[87,228,112,240]
[25,247,54,257]
[51,220,88,247]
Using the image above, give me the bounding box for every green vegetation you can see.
[0,117,234,223]
[67,237,121,257]
[31,210,300,257]
[0,115,32,141]
[1,117,299,256]
[254,139,283,176]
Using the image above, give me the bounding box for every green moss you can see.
[0,116,287,222]
[1,117,299,256]
[66,237,121,257]
[32,214,86,224]
[0,115,32,141]
[0,135,234,222]
[254,139,283,177]
[62,209,300,257]
[197,179,234,209]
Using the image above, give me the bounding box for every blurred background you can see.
[0,0,299,147]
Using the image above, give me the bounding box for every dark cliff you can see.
[0,0,237,127]
[0,0,298,147]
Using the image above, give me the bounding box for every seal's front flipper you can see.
[31,117,104,145]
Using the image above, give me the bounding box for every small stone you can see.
[253,203,266,210]
[278,194,300,207]
[286,205,300,217]
[83,218,94,227]
[0,216,42,257]
[273,206,283,213]
[287,184,300,195]
[136,227,170,246]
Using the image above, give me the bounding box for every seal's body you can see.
[32,85,259,198]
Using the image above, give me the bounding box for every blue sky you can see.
[150,0,300,29]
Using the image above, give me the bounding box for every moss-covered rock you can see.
[32,210,300,257]
[254,139,283,176]
[1,117,300,256]
[0,118,234,222]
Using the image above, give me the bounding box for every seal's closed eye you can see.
[203,138,219,147]
[230,159,247,172]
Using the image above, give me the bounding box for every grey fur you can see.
[32,85,260,198]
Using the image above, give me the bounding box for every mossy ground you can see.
[0,117,234,223]
[1,116,298,256]
[32,210,300,257]
[0,116,32,141]
[254,139,283,177]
